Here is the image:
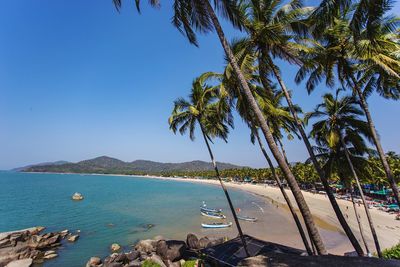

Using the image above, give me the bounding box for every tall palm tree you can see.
[306,89,382,256]
[114,0,327,254]
[224,0,364,254]
[168,75,250,256]
[299,0,400,207]
[208,45,314,253]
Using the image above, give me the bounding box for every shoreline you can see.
[20,171,400,254]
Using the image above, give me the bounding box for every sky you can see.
[0,0,399,170]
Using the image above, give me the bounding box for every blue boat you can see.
[201,201,222,213]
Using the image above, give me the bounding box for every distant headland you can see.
[14,156,245,175]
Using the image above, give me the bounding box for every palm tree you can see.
[208,45,314,253]
[223,0,364,254]
[168,75,250,256]
[114,0,327,254]
[299,0,400,207]
[306,89,382,257]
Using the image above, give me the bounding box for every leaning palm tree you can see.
[207,46,314,254]
[115,0,327,254]
[223,0,363,253]
[306,89,382,257]
[168,75,250,256]
[299,0,400,207]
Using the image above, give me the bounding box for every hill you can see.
[19,156,244,174]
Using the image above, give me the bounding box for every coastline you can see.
[21,171,400,255]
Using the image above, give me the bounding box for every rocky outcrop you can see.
[0,227,75,267]
[87,233,210,267]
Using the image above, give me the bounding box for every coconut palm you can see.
[115,0,327,254]
[222,0,364,254]
[207,45,314,253]
[298,0,400,208]
[168,75,250,255]
[306,89,382,256]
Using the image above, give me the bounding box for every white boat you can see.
[201,211,226,219]
[201,222,232,229]
[201,201,222,213]
[237,215,258,222]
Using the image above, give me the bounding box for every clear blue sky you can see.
[1,0,399,170]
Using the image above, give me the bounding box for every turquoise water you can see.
[0,171,262,267]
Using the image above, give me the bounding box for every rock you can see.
[198,237,210,248]
[60,230,69,238]
[104,253,119,264]
[126,251,140,261]
[154,235,165,242]
[44,250,56,257]
[186,234,199,250]
[207,237,225,247]
[103,262,123,267]
[110,243,121,252]
[43,253,58,260]
[139,252,149,261]
[5,259,33,267]
[164,240,186,262]
[166,260,181,267]
[86,256,102,267]
[156,240,168,259]
[67,235,79,242]
[134,239,155,253]
[149,254,167,267]
[126,260,141,267]
[114,253,127,263]
[72,192,84,200]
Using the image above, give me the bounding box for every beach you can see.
[143,175,400,255]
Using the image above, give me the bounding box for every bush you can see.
[183,260,198,267]
[382,243,400,259]
[142,259,161,267]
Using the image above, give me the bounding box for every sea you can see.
[0,171,268,267]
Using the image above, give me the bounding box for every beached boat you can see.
[201,201,222,213]
[201,211,226,219]
[201,222,232,229]
[237,215,258,222]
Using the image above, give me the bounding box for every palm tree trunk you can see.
[262,54,364,255]
[200,125,250,257]
[277,138,290,165]
[339,134,382,257]
[201,0,327,255]
[276,136,317,255]
[253,128,313,255]
[349,185,370,255]
[349,74,400,206]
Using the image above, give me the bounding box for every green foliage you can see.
[382,243,400,259]
[182,260,198,267]
[142,259,161,267]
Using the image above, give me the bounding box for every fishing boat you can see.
[201,201,222,213]
[201,222,232,229]
[237,215,258,222]
[201,211,226,219]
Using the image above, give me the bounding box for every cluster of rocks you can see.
[86,233,226,267]
[0,226,79,267]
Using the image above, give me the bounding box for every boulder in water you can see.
[67,235,79,242]
[110,243,121,252]
[72,192,84,201]
[5,259,33,267]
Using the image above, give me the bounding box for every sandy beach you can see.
[142,175,400,255]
